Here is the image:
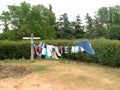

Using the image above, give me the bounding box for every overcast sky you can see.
[0,0,120,21]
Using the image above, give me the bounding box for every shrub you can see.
[107,25,120,40]
[0,38,120,67]
[44,38,120,67]
[0,40,30,60]
[73,38,120,67]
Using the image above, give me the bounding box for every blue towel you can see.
[45,48,51,59]
[74,40,95,55]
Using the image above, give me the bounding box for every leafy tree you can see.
[0,30,22,40]
[71,15,84,38]
[0,2,56,40]
[97,7,109,27]
[86,7,110,38]
[108,7,115,25]
[55,13,74,39]
[107,25,120,40]
[84,13,95,38]
[0,11,10,32]
[96,6,120,26]
[93,16,107,38]
[92,5,120,38]
[112,6,120,25]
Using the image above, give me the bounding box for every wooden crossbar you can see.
[23,33,40,61]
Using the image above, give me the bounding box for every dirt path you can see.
[0,60,120,90]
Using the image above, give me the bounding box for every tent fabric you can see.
[74,40,95,55]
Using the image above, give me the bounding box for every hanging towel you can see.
[41,48,46,55]
[55,46,61,57]
[71,46,79,53]
[74,40,95,55]
[51,47,59,59]
[45,48,51,59]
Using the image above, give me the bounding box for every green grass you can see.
[0,59,48,72]
[29,65,48,72]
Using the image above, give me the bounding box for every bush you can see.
[107,25,120,40]
[0,40,30,60]
[45,38,120,67]
[72,38,120,67]
[0,38,120,67]
[0,30,23,41]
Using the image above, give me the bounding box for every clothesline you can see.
[33,40,95,60]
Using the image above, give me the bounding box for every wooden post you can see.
[31,33,34,61]
[23,33,40,61]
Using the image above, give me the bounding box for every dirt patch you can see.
[0,65,32,79]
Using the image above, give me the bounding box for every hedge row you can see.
[0,38,120,67]
[44,38,120,67]
[90,39,120,67]
[0,40,30,60]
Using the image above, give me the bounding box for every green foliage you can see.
[0,11,10,32]
[72,15,85,38]
[0,40,30,60]
[84,5,120,39]
[0,2,56,40]
[97,7,109,25]
[55,14,84,39]
[30,65,47,72]
[55,13,75,39]
[74,38,120,67]
[92,38,120,67]
[45,38,120,67]
[0,30,22,40]
[1,4,120,40]
[0,38,120,67]
[84,13,95,38]
[107,25,120,40]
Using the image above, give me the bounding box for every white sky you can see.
[1,0,120,21]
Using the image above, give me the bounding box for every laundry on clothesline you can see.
[74,40,95,55]
[33,40,95,59]
[33,42,61,59]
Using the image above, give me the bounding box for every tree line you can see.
[0,2,120,40]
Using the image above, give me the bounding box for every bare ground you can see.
[0,65,31,79]
[0,60,120,90]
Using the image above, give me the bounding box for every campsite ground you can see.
[0,59,120,90]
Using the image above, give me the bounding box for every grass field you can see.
[0,59,120,90]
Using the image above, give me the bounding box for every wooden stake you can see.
[31,33,34,61]
[23,33,40,61]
